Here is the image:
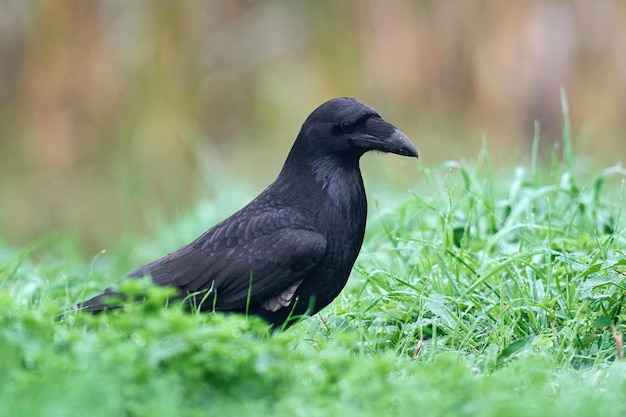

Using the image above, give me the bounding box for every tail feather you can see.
[75,288,125,312]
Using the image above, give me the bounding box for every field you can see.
[2,129,625,416]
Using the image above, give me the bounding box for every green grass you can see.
[2,129,626,416]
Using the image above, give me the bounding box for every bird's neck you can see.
[310,155,365,208]
[274,154,367,218]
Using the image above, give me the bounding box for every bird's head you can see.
[293,97,418,161]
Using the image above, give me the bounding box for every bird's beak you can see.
[351,129,418,159]
[383,129,418,158]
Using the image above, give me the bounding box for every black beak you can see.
[351,129,418,159]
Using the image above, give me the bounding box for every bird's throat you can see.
[310,156,366,217]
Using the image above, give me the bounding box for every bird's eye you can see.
[340,122,355,133]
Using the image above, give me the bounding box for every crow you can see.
[77,97,418,329]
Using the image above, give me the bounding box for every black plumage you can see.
[78,97,418,328]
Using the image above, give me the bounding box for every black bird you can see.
[78,98,418,328]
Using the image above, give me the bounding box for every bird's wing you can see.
[129,207,327,310]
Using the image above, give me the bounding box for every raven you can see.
[78,98,418,328]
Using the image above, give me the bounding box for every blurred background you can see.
[1,0,625,252]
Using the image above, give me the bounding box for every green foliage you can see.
[2,137,626,415]
[339,150,626,369]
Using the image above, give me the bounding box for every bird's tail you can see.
[73,288,126,313]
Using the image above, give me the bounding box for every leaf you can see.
[497,336,534,364]
[592,316,613,328]
[578,277,616,299]
[581,263,604,277]
[425,294,456,328]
